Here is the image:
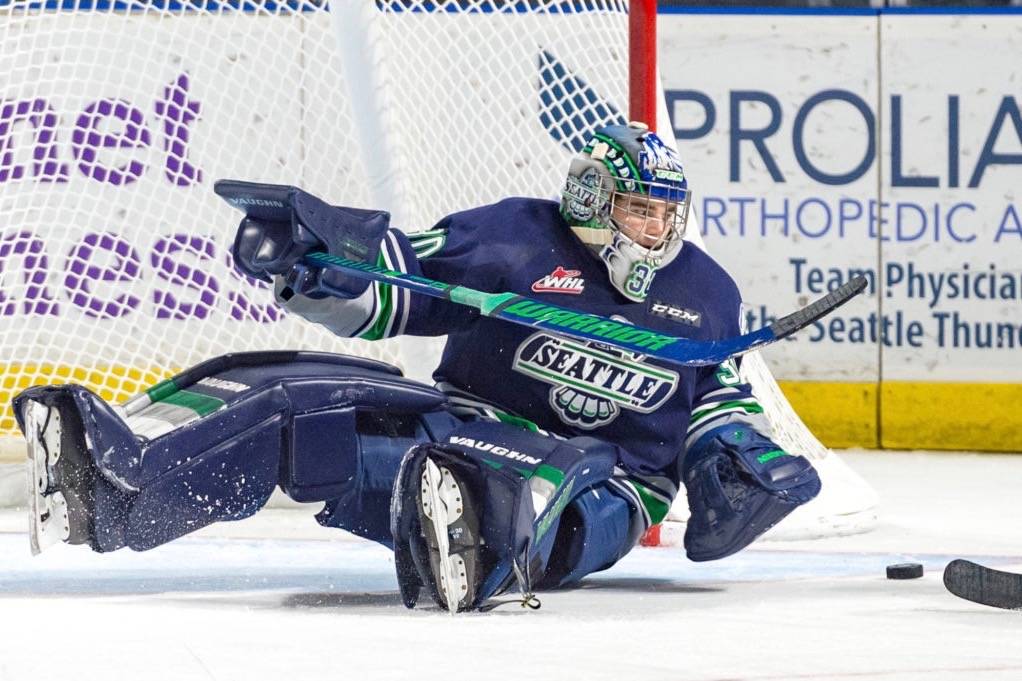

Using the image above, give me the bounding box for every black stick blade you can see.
[769,275,868,339]
[943,559,1022,610]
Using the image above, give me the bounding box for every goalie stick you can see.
[943,559,1022,610]
[302,250,867,368]
[214,178,865,367]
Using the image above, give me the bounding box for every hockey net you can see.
[0,0,876,537]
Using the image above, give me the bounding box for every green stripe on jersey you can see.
[408,229,447,258]
[690,399,764,423]
[630,481,671,525]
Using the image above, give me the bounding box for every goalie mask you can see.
[560,122,691,302]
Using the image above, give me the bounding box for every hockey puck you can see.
[886,563,924,580]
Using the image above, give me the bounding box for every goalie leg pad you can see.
[391,420,620,612]
[14,381,288,553]
[14,351,450,553]
[682,423,821,562]
[125,411,283,551]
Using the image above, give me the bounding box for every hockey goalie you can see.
[16,123,821,612]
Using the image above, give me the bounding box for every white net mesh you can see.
[0,0,875,532]
[0,0,637,434]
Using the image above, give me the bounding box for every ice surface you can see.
[1,451,1021,681]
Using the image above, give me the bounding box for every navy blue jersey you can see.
[279,197,766,519]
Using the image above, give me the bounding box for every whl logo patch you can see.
[532,266,585,295]
[513,332,679,429]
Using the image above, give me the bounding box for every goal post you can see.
[0,0,877,539]
[629,0,657,127]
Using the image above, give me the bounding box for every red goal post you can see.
[630,0,658,129]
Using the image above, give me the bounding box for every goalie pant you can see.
[15,350,817,609]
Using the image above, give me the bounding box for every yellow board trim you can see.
[881,381,1022,452]
[0,364,177,434]
[779,380,1022,452]
[777,381,878,449]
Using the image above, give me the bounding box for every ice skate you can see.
[418,458,481,613]
[22,397,96,555]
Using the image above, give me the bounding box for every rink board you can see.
[661,9,1022,451]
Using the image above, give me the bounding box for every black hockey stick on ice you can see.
[302,251,867,368]
[944,559,1022,610]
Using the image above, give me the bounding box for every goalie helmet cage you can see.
[0,0,876,538]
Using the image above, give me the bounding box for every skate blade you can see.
[421,458,469,614]
[24,400,70,555]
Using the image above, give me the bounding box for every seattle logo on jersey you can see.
[531,266,585,295]
[512,331,679,429]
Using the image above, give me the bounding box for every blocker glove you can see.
[215,179,391,299]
